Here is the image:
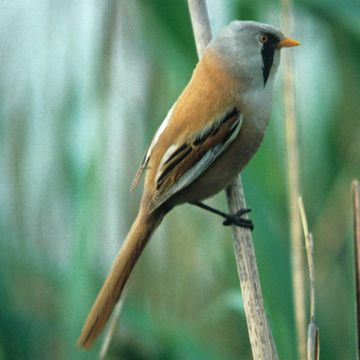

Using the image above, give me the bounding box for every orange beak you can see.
[278,37,301,48]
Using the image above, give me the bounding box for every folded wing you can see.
[151,107,242,211]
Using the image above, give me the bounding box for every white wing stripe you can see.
[147,103,175,160]
[131,103,176,190]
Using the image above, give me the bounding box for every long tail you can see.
[77,209,163,350]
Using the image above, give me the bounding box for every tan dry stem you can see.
[281,1,306,358]
[187,1,278,358]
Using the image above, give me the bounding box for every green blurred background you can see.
[0,0,359,359]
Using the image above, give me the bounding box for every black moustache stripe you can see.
[261,34,280,86]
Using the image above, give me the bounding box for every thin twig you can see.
[280,1,306,359]
[298,197,319,360]
[99,293,125,359]
[307,322,320,360]
[352,179,360,359]
[298,197,315,321]
[187,1,278,358]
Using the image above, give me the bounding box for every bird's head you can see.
[210,20,300,87]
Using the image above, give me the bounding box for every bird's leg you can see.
[191,201,254,231]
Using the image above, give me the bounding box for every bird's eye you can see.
[259,34,268,44]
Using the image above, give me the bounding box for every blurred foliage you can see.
[0,0,359,359]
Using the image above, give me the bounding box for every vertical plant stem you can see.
[298,197,315,321]
[353,179,360,359]
[187,0,212,57]
[226,182,278,360]
[187,1,278,358]
[298,197,320,360]
[280,1,306,358]
[99,300,124,359]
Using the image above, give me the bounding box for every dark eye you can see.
[259,34,268,44]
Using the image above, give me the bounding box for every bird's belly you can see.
[170,116,266,206]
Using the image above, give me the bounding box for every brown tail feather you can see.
[77,209,162,350]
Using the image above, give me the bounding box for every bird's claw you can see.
[222,208,254,231]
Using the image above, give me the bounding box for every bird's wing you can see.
[131,104,176,190]
[150,107,242,211]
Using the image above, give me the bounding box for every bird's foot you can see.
[222,208,254,231]
[191,201,254,231]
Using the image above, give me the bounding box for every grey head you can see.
[209,21,289,88]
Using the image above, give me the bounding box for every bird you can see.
[77,20,300,349]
